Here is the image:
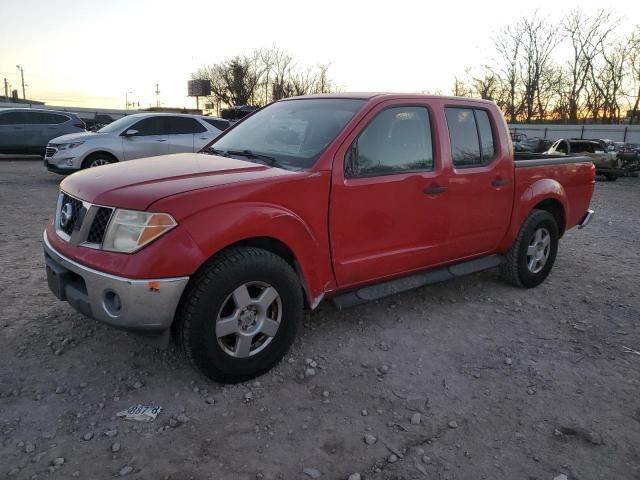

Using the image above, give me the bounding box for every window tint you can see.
[0,112,27,125]
[203,118,230,131]
[130,117,169,136]
[445,108,497,167]
[32,112,69,124]
[346,106,433,177]
[445,108,481,166]
[169,117,206,134]
[475,110,495,162]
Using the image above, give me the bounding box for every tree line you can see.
[191,47,335,115]
[453,9,640,124]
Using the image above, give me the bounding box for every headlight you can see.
[56,142,84,150]
[102,209,177,253]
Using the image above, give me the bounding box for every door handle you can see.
[492,178,509,187]
[156,139,167,142]
[199,137,209,140]
[424,185,448,195]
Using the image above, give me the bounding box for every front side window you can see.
[209,99,365,170]
[346,106,434,177]
[130,117,169,136]
[169,117,206,134]
[445,108,496,167]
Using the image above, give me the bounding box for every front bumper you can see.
[43,231,189,332]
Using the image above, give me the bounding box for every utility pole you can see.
[155,83,160,107]
[15,65,25,100]
[3,78,8,101]
[125,91,133,111]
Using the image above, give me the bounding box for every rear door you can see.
[167,116,208,153]
[122,116,170,160]
[0,111,27,152]
[35,112,72,146]
[329,101,450,287]
[443,107,514,259]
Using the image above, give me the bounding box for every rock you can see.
[552,475,568,480]
[55,386,65,394]
[361,409,368,416]
[52,457,65,466]
[448,421,458,429]
[244,391,254,401]
[205,396,215,405]
[111,442,121,453]
[104,428,118,438]
[303,467,321,478]
[79,382,88,388]
[322,391,329,398]
[132,381,143,389]
[504,358,513,366]
[363,433,377,445]
[380,365,389,374]
[176,413,190,424]
[388,454,398,463]
[472,372,481,379]
[527,388,536,395]
[347,474,361,480]
[24,442,35,454]
[410,413,421,425]
[119,465,133,476]
[304,368,316,377]
[82,432,94,441]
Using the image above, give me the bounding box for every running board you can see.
[331,255,504,311]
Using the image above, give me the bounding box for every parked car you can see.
[221,105,259,121]
[44,113,229,174]
[615,142,640,177]
[0,108,86,155]
[518,137,554,154]
[510,132,528,151]
[545,138,622,180]
[43,94,595,383]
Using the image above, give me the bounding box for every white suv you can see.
[44,113,229,174]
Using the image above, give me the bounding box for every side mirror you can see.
[122,129,139,137]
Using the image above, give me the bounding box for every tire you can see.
[82,152,116,169]
[176,247,303,383]
[501,209,559,288]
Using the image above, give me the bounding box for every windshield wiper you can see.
[226,149,280,168]
[201,146,229,156]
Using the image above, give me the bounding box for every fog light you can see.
[103,290,122,317]
[65,158,74,167]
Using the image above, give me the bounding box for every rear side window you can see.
[33,112,69,124]
[203,118,230,131]
[445,108,496,167]
[346,106,434,177]
[169,117,206,134]
[0,112,27,124]
[130,117,170,136]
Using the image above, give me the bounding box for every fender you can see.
[179,201,335,305]
[499,178,568,252]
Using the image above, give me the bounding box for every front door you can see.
[329,103,450,288]
[122,116,170,160]
[443,107,514,258]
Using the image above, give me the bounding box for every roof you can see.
[283,92,496,104]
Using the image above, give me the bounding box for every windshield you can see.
[208,98,366,170]
[97,116,136,134]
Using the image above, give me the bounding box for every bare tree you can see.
[627,28,640,124]
[493,23,523,122]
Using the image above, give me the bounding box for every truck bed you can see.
[514,152,592,167]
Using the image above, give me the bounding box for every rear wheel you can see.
[176,247,303,383]
[82,152,116,169]
[501,209,559,288]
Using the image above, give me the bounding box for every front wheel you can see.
[82,153,115,169]
[176,247,303,383]
[501,209,559,288]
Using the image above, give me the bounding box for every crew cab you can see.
[43,94,595,383]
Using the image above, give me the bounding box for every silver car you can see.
[0,108,86,155]
[44,113,229,174]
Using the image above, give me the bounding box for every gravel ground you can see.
[1,159,639,480]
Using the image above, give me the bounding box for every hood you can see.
[60,153,289,210]
[50,131,98,144]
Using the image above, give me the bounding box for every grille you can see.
[87,207,113,244]
[59,193,84,236]
[45,147,57,158]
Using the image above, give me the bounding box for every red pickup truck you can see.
[44,94,595,382]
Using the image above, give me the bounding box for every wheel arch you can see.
[81,150,119,168]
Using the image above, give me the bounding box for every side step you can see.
[331,255,504,311]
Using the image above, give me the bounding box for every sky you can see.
[0,0,636,110]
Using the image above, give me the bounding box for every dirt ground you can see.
[1,158,639,480]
